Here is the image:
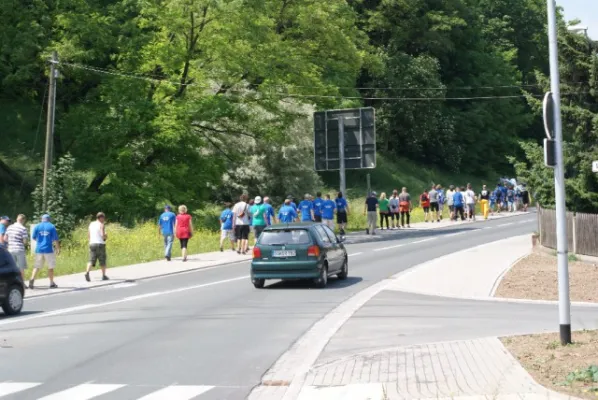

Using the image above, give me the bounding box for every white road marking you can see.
[482,227,492,230]
[410,238,435,244]
[498,222,514,227]
[348,252,363,257]
[373,244,404,252]
[137,385,214,399]
[0,382,41,397]
[0,276,249,327]
[37,383,125,399]
[445,231,467,237]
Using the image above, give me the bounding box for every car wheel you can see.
[2,285,24,316]
[252,279,265,289]
[337,258,348,280]
[314,264,328,288]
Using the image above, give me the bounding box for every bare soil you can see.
[502,330,598,399]
[495,252,598,303]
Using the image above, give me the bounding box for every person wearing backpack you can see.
[420,189,430,222]
[389,190,400,229]
[232,194,250,255]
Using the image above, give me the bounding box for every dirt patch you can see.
[495,252,598,302]
[502,330,598,399]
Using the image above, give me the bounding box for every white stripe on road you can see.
[37,383,125,399]
[0,382,41,397]
[498,222,515,227]
[373,244,404,252]
[374,237,437,252]
[137,385,214,399]
[410,238,435,244]
[0,276,249,327]
[348,252,363,257]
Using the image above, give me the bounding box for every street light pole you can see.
[42,51,59,211]
[546,0,572,345]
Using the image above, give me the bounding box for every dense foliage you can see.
[1,0,597,227]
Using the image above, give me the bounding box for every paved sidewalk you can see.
[25,250,251,298]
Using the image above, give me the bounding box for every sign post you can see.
[338,116,346,196]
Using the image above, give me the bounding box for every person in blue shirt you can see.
[29,214,60,289]
[321,194,337,231]
[0,216,10,248]
[335,192,349,235]
[500,183,508,211]
[452,187,465,221]
[489,189,497,215]
[219,202,235,252]
[286,195,297,211]
[158,205,176,261]
[494,184,504,213]
[263,196,276,225]
[298,194,315,222]
[506,186,515,212]
[312,192,324,223]
[278,199,298,223]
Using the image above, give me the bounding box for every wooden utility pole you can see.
[42,51,58,211]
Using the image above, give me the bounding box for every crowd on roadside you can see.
[0,180,529,289]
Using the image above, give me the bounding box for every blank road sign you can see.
[593,161,598,173]
[314,107,376,171]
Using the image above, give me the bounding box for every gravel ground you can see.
[495,252,598,303]
[502,330,598,400]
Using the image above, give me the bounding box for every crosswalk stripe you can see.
[137,385,215,399]
[0,382,41,397]
[37,383,125,399]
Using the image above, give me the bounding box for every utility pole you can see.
[338,116,346,196]
[546,0,572,345]
[42,51,58,211]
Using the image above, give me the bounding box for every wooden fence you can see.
[538,206,598,257]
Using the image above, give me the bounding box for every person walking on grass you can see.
[398,187,411,228]
[250,196,268,245]
[453,187,465,221]
[464,184,476,221]
[158,205,176,261]
[278,198,298,224]
[299,194,315,222]
[389,190,400,229]
[219,202,235,252]
[175,205,193,261]
[479,185,491,220]
[419,189,430,222]
[5,214,28,281]
[446,185,455,221]
[232,195,250,255]
[335,192,349,236]
[85,212,109,282]
[364,191,379,235]
[263,197,276,225]
[312,192,324,223]
[428,185,440,223]
[378,192,390,230]
[29,214,60,289]
[321,194,336,230]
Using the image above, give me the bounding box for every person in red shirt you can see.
[175,205,193,262]
[420,190,430,222]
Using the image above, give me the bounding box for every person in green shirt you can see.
[250,196,268,246]
[379,192,390,230]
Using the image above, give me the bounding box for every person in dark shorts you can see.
[520,184,530,211]
[419,190,430,222]
[398,187,411,228]
[335,192,349,236]
[453,187,465,221]
[313,192,324,223]
[175,205,193,261]
[85,212,109,282]
[364,192,379,235]
[428,185,440,222]
[232,194,250,255]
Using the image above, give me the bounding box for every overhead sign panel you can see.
[314,107,376,171]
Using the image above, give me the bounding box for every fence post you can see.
[537,203,542,245]
[572,212,577,255]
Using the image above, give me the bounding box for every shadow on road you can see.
[265,276,363,290]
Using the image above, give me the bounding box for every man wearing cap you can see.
[250,196,267,246]
[29,214,60,289]
[158,205,176,261]
[0,216,10,248]
[298,194,315,222]
[5,214,28,280]
[85,212,109,282]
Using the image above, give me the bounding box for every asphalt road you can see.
[0,214,537,400]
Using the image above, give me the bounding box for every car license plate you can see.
[273,250,296,257]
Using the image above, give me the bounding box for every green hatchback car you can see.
[251,223,348,289]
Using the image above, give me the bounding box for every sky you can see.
[558,0,598,39]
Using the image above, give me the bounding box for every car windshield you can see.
[259,229,311,245]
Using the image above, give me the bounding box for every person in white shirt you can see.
[85,212,109,282]
[5,214,28,280]
[232,194,250,255]
[464,184,477,221]
[445,185,456,221]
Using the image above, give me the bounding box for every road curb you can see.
[24,258,250,300]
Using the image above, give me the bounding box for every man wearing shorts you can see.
[465,184,476,220]
[520,184,530,211]
[446,185,455,221]
[86,212,109,282]
[250,196,268,245]
[219,202,235,251]
[232,194,250,254]
[298,194,315,222]
[335,192,349,236]
[29,214,59,289]
[398,187,411,228]
[321,194,336,230]
[5,214,28,280]
[428,185,440,222]
[420,190,430,222]
[312,192,324,223]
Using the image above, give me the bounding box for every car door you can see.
[313,225,338,271]
[317,225,341,272]
[323,225,345,272]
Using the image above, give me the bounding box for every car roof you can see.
[264,223,317,230]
